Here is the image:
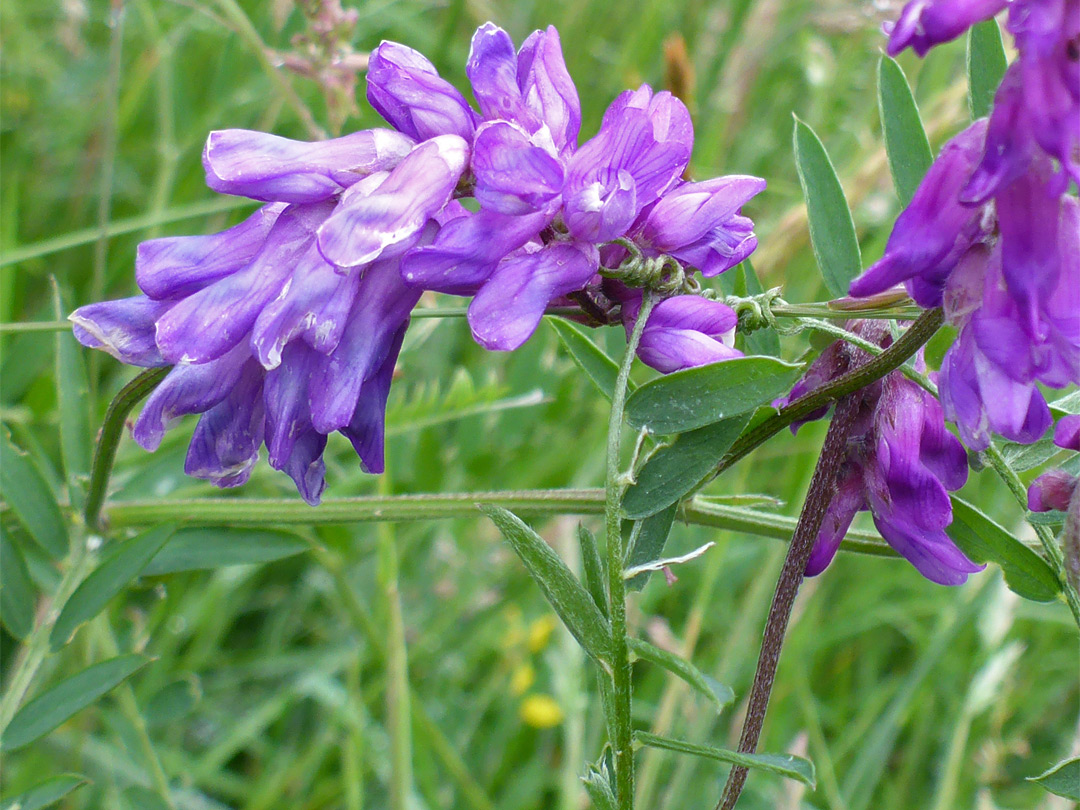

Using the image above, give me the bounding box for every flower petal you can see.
[136,203,286,300]
[316,135,469,270]
[342,324,407,474]
[468,241,599,350]
[472,121,564,216]
[517,26,581,155]
[184,359,266,488]
[70,295,170,367]
[204,128,414,203]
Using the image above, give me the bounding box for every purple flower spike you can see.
[620,291,741,374]
[70,296,171,367]
[849,120,989,307]
[366,41,479,141]
[316,134,469,270]
[884,0,1008,57]
[563,86,693,243]
[203,129,414,203]
[135,203,286,300]
[468,241,600,351]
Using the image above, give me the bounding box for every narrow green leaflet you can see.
[1028,757,1080,801]
[0,431,68,559]
[793,117,862,299]
[51,278,91,504]
[577,524,608,618]
[623,417,750,519]
[50,525,177,650]
[2,654,150,751]
[947,498,1060,602]
[628,638,734,711]
[877,56,933,206]
[624,504,678,592]
[142,527,307,575]
[635,731,816,788]
[624,357,801,434]
[967,19,1008,119]
[480,505,613,666]
[145,676,202,725]
[0,774,89,810]
[581,760,617,810]
[550,318,622,401]
[0,530,36,640]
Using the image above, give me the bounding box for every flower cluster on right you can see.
[850,0,1078,451]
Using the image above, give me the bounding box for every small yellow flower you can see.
[527,615,557,653]
[520,694,564,729]
[510,664,535,696]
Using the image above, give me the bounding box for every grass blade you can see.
[0,431,68,559]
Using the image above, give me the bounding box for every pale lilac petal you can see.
[70,296,170,367]
[203,129,415,203]
[672,214,758,277]
[468,241,600,350]
[155,201,331,364]
[472,121,564,216]
[641,176,766,250]
[184,360,265,488]
[400,209,549,295]
[316,135,469,270]
[250,243,361,368]
[135,204,285,300]
[517,26,581,155]
[132,342,251,451]
[467,23,529,125]
[366,41,478,141]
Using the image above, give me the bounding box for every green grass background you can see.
[1,1,1076,808]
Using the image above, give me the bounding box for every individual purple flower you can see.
[614,287,741,373]
[203,128,415,203]
[366,41,479,141]
[1028,415,1080,512]
[71,126,456,503]
[884,0,1008,57]
[466,23,581,156]
[776,321,981,585]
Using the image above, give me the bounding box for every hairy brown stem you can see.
[717,395,861,810]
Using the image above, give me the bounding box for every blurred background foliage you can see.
[0,1,1076,808]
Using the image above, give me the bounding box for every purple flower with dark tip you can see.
[776,321,981,585]
[71,126,459,503]
[1028,415,1080,512]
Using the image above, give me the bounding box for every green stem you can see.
[84,366,170,532]
[605,292,656,810]
[712,307,944,481]
[102,491,895,557]
[984,444,1080,627]
[803,320,936,394]
[0,539,94,736]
